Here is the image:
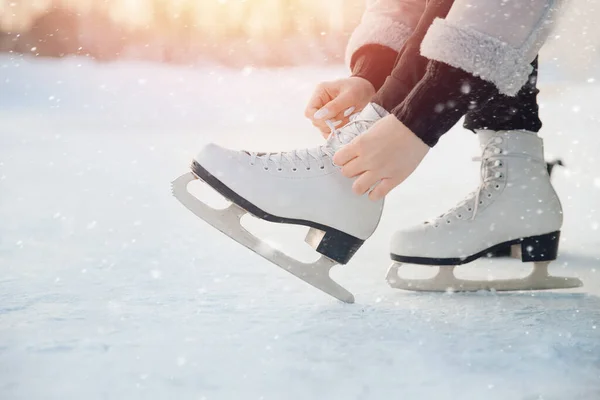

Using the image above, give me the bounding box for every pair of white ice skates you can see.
[172,103,582,303]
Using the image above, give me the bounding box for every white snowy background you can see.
[1,52,599,400]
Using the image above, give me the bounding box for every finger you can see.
[314,92,355,121]
[369,178,400,201]
[305,89,328,117]
[352,171,380,195]
[312,118,328,130]
[332,141,359,166]
[324,119,342,132]
[344,106,356,117]
[329,107,355,123]
[329,111,351,128]
[340,157,367,178]
[305,84,333,119]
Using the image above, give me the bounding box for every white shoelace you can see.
[248,113,377,171]
[249,146,334,171]
[434,137,545,225]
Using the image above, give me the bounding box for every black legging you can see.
[371,0,542,147]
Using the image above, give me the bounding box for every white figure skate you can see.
[386,130,583,292]
[172,104,388,303]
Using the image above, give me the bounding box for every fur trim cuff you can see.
[345,14,412,66]
[420,18,534,96]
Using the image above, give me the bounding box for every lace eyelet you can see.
[446,220,451,224]
[264,167,269,171]
[320,166,325,170]
[277,168,282,172]
[457,214,462,219]
[479,200,483,205]
[468,207,473,211]
[495,184,500,189]
[292,168,297,172]
[487,193,492,198]
[306,167,311,171]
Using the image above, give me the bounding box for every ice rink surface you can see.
[1,55,599,399]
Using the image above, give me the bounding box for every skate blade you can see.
[386,262,583,292]
[172,173,355,303]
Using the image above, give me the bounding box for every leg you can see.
[466,59,564,182]
[465,57,546,258]
[386,127,583,292]
[385,59,582,291]
[464,57,542,133]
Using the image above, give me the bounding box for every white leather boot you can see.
[387,130,583,292]
[172,103,388,303]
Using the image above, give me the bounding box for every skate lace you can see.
[433,137,545,226]
[248,113,377,171]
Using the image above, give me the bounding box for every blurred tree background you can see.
[0,0,364,66]
[0,0,598,71]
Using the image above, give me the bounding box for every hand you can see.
[305,77,375,138]
[333,114,430,200]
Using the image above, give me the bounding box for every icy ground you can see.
[1,55,599,400]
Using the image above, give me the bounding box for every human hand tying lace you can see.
[333,114,430,201]
[305,77,376,138]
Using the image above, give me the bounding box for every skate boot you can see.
[386,130,583,292]
[489,157,565,258]
[172,103,388,303]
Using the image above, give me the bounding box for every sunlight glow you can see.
[1,0,362,38]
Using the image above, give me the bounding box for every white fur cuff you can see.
[345,14,412,66]
[420,18,534,96]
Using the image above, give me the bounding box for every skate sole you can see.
[386,262,583,292]
[390,231,561,266]
[190,160,363,264]
[387,231,583,292]
[388,231,583,292]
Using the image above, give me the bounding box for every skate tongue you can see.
[476,130,501,148]
[359,103,389,120]
[325,103,388,151]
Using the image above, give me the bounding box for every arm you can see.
[346,0,426,91]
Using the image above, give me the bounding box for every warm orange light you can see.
[0,0,364,37]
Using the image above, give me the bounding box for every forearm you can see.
[350,44,399,92]
[345,0,427,85]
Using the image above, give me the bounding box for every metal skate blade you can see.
[172,173,355,303]
[386,262,583,292]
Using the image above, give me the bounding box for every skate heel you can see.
[517,231,560,262]
[305,228,364,265]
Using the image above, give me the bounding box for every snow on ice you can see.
[0,54,599,400]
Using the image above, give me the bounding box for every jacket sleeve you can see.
[420,0,568,96]
[345,0,426,66]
